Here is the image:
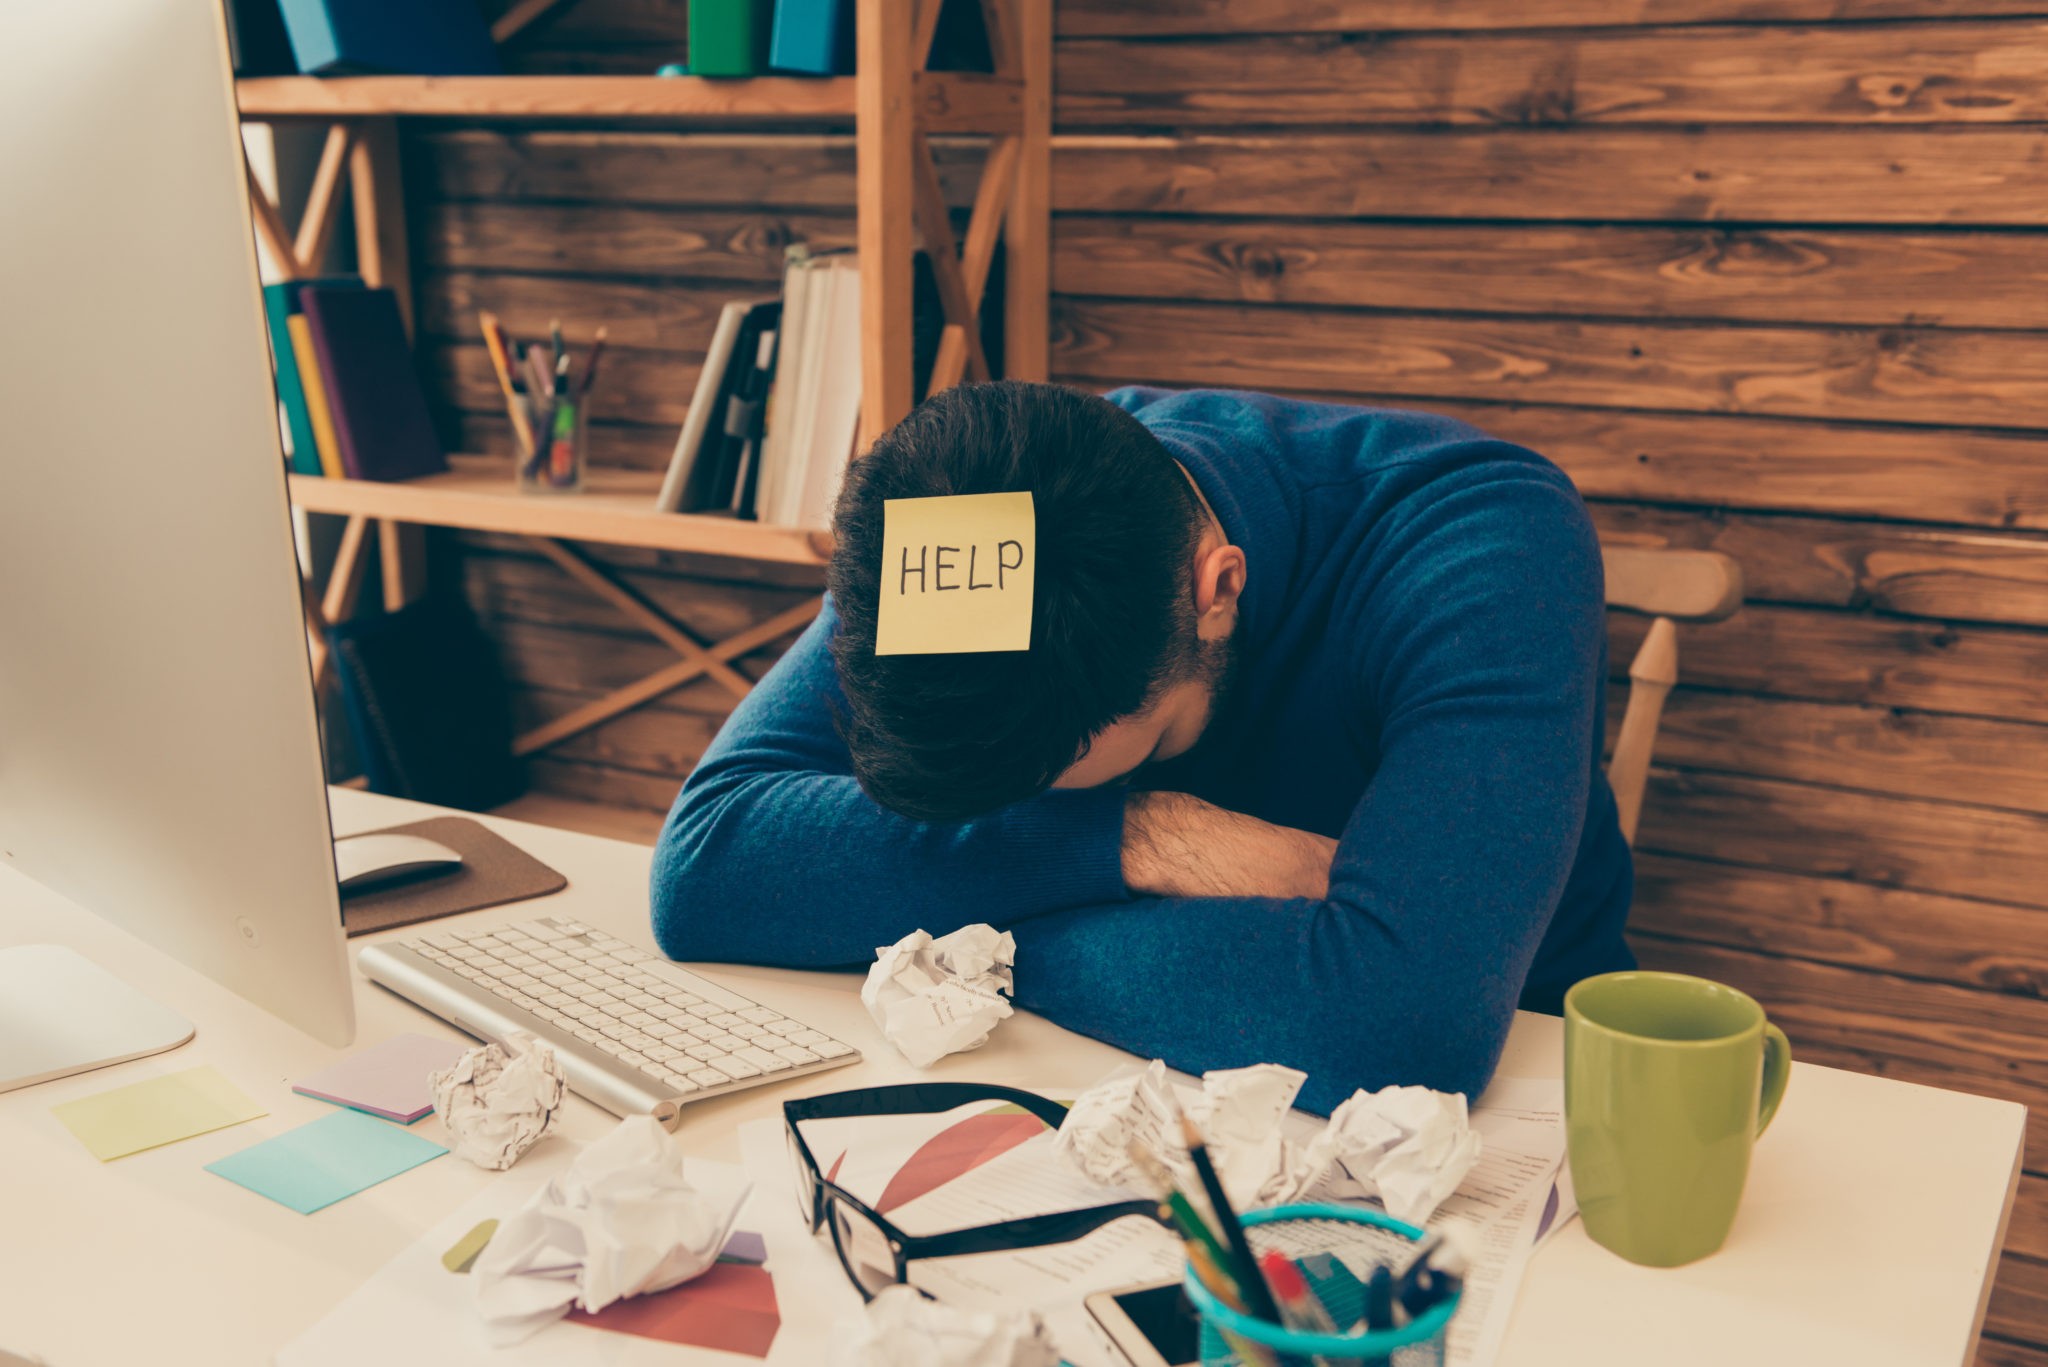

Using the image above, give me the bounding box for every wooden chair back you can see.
[1602,546,1744,846]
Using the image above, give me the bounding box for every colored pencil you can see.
[1364,1265,1396,1332]
[1128,1139,1238,1276]
[1260,1250,1339,1366]
[525,345,555,400]
[1187,1242,1279,1367]
[1180,1112,1281,1323]
[548,395,577,486]
[1155,1195,1234,1281]
[575,327,607,397]
[477,311,533,455]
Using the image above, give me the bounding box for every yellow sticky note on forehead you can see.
[875,492,1035,655]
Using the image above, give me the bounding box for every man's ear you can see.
[1192,540,1248,640]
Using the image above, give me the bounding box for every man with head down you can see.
[651,381,1632,1111]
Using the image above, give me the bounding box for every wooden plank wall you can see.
[420,4,2048,1356]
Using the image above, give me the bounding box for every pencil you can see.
[477,311,533,455]
[1188,1243,1279,1367]
[1180,1112,1281,1323]
[1156,1195,1233,1279]
[525,345,555,400]
[1259,1251,1336,1367]
[575,327,607,397]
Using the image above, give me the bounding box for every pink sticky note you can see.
[292,1032,469,1124]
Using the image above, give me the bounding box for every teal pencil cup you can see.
[1181,1205,1460,1367]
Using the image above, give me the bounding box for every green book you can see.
[260,277,361,477]
[687,0,773,76]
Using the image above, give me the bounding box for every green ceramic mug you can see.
[1564,971,1791,1267]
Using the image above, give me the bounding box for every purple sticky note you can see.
[719,1230,767,1265]
[292,1032,470,1124]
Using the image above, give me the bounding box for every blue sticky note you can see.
[205,1109,446,1214]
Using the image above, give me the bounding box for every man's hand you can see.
[1121,790,1340,901]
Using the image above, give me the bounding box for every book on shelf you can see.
[260,275,361,478]
[654,244,1003,529]
[298,285,446,482]
[657,298,780,515]
[744,247,862,531]
[287,313,345,479]
[723,317,782,518]
[277,0,500,76]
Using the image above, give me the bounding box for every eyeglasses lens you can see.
[830,1199,900,1299]
[786,1127,817,1229]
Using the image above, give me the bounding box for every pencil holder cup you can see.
[1182,1204,1459,1367]
[517,395,588,494]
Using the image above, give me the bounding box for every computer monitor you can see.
[0,0,355,1082]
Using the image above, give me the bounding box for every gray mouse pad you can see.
[339,816,567,937]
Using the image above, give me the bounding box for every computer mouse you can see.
[332,832,465,894]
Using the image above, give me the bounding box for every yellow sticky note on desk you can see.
[52,1065,266,1161]
[875,492,1035,655]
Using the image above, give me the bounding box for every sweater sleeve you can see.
[1008,458,1607,1113]
[649,598,1130,968]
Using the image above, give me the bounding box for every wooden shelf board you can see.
[288,456,829,564]
[238,75,856,122]
[234,73,1020,131]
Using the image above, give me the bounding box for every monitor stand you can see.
[0,944,195,1093]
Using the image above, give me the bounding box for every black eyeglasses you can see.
[783,1082,1163,1300]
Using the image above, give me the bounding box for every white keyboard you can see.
[357,916,860,1123]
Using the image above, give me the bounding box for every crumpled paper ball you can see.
[1054,1060,1313,1208]
[430,1032,567,1171]
[472,1114,751,1345]
[1305,1084,1483,1226]
[861,924,1016,1068]
[830,1284,1060,1367]
[1185,1063,1318,1209]
[1053,1058,1185,1190]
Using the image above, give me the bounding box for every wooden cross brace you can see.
[909,0,1024,399]
[510,539,823,758]
[242,116,424,679]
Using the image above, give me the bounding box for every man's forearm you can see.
[1121,790,1339,901]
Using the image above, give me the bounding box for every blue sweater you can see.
[652,388,1634,1111]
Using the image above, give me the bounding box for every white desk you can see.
[0,789,2024,1367]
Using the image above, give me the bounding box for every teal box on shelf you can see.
[769,0,854,75]
[688,0,776,77]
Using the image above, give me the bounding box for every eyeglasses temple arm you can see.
[906,1200,1165,1261]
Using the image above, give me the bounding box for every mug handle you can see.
[1756,1022,1792,1136]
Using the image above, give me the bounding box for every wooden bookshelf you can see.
[239,0,1047,757]
[288,458,830,565]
